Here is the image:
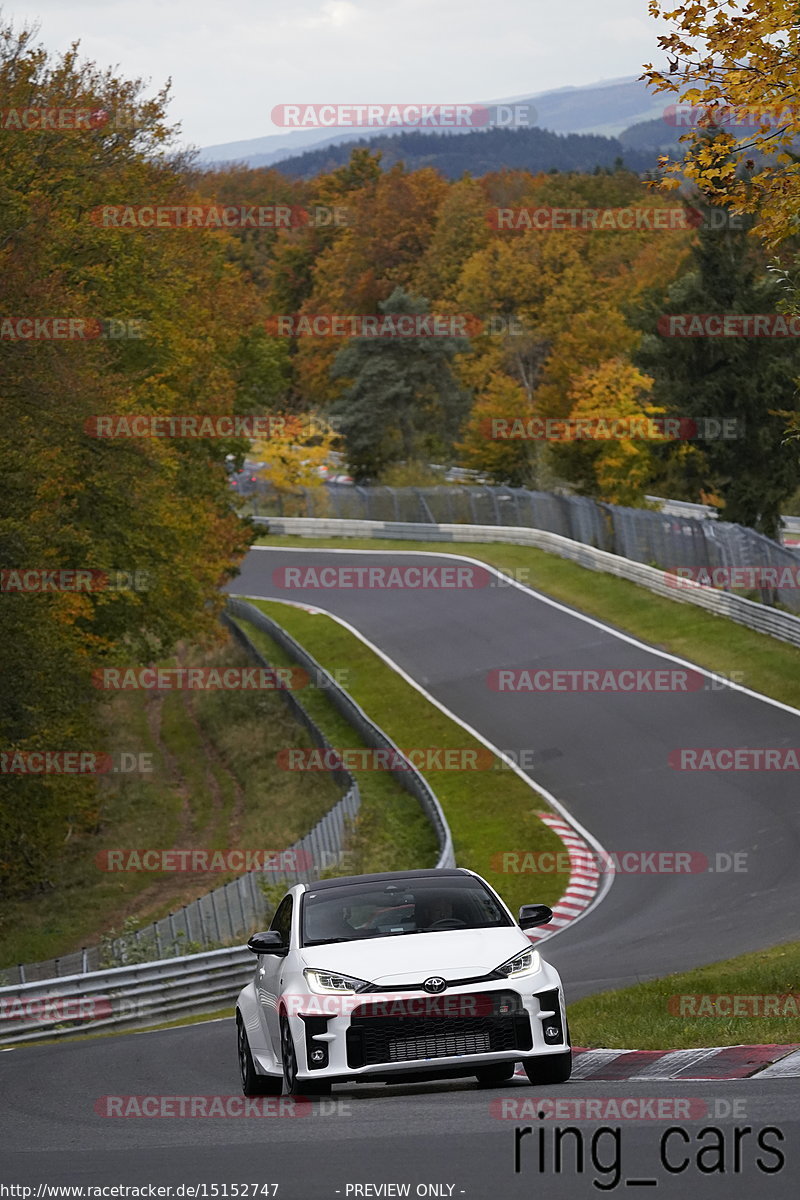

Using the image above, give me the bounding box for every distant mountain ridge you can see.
[198,75,670,168]
[267,125,660,181]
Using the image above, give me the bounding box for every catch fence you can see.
[249,484,800,611]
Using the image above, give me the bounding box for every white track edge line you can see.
[230,591,615,941]
[249,543,800,719]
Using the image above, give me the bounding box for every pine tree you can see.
[330,288,471,480]
[635,202,800,539]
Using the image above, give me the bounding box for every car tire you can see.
[237,1014,282,1096]
[475,1063,517,1086]
[522,1050,572,1085]
[280,1014,332,1096]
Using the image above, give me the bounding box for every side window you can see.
[269,896,293,944]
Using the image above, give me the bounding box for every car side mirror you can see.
[518,904,553,930]
[247,931,288,955]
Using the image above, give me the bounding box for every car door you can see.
[257,893,293,1057]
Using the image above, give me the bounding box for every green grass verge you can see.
[241,598,569,917]
[233,617,439,877]
[569,939,800,1049]
[0,641,341,970]
[256,534,800,710]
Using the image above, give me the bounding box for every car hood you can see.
[300,927,532,986]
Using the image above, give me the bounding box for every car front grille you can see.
[385,1030,492,1062]
[345,990,532,1068]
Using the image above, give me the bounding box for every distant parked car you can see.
[228,460,266,496]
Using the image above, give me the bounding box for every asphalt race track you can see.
[4,545,799,1198]
[232,547,800,997]
[2,1014,798,1197]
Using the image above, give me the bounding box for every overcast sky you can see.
[7,0,670,149]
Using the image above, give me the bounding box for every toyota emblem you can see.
[423,977,447,994]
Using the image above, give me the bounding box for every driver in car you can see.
[416,894,459,930]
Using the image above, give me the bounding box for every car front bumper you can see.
[276,968,570,1083]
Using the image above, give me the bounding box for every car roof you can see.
[301,868,472,892]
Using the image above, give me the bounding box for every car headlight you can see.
[494,949,540,978]
[304,968,372,994]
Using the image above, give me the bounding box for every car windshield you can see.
[301,876,512,946]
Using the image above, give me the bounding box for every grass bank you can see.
[569,940,800,1049]
[0,640,340,971]
[241,598,569,917]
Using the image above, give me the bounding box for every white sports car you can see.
[235,867,571,1095]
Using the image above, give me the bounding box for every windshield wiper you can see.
[302,937,358,946]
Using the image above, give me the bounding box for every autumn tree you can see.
[635,205,800,536]
[0,24,259,894]
[446,169,692,494]
[456,373,539,487]
[250,413,341,493]
[230,327,291,417]
[292,161,449,409]
[552,359,669,506]
[643,0,800,250]
[331,288,471,480]
[412,177,491,304]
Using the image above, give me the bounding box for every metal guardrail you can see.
[645,494,719,521]
[247,484,800,609]
[0,946,254,1046]
[646,494,800,543]
[227,599,455,872]
[255,516,800,651]
[781,514,800,541]
[1,605,455,1040]
[7,503,796,1041]
[10,614,361,987]
[241,480,800,545]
